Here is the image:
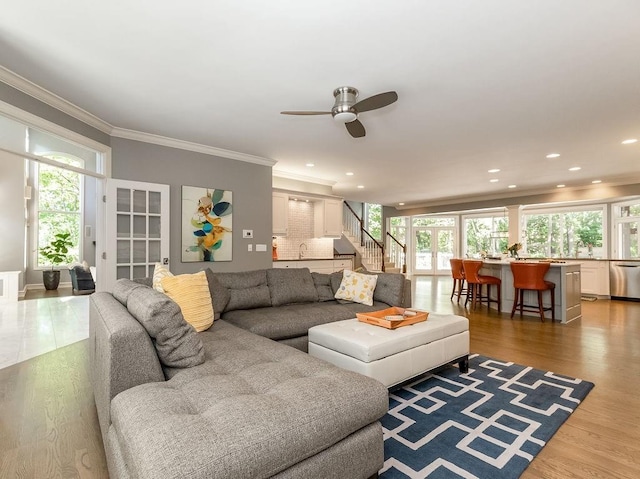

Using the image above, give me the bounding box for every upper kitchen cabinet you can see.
[314,199,343,238]
[272,192,289,235]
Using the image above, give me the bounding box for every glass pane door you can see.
[105,179,170,291]
[413,227,456,275]
[436,228,455,274]
[414,228,434,274]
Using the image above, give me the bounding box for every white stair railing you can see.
[343,203,384,272]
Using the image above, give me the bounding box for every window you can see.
[463,213,508,257]
[36,154,82,268]
[613,199,640,259]
[522,206,605,258]
[412,217,455,227]
[365,203,382,240]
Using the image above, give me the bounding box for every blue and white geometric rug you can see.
[381,354,594,479]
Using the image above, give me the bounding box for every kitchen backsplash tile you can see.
[273,200,334,259]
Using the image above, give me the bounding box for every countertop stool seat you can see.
[449,258,467,302]
[510,262,556,322]
[462,260,501,312]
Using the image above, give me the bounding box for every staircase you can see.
[342,203,405,274]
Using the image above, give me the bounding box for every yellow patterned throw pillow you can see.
[334,270,378,306]
[161,271,214,332]
[152,263,173,293]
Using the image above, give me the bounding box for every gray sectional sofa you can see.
[90,268,411,478]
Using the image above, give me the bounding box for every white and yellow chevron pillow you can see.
[161,271,214,332]
[334,270,378,306]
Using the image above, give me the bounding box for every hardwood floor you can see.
[0,276,638,478]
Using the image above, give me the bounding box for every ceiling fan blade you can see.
[345,119,366,138]
[353,91,398,113]
[280,111,331,115]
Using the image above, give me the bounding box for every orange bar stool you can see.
[510,262,556,322]
[449,258,467,302]
[462,260,501,311]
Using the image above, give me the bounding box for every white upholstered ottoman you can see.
[308,314,469,388]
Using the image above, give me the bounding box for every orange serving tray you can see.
[356,307,428,329]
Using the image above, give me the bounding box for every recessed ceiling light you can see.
[621,139,638,145]
[508,184,517,189]
[592,180,602,184]
[569,166,581,171]
[398,202,405,206]
[306,163,314,167]
[346,172,354,176]
[488,168,500,173]
[489,178,499,183]
[546,153,561,159]
[357,185,364,189]
[557,184,565,188]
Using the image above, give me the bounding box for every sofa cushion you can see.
[373,272,406,307]
[110,320,388,479]
[203,269,231,320]
[216,270,271,312]
[221,301,390,341]
[161,271,214,332]
[334,270,378,306]
[126,285,205,368]
[267,268,318,306]
[311,272,335,302]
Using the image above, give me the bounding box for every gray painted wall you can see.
[111,138,273,273]
[0,116,27,289]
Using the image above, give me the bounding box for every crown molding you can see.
[0,66,114,134]
[110,128,277,166]
[272,169,336,186]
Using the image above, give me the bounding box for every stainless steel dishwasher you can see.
[610,262,640,300]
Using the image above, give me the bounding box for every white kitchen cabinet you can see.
[272,192,289,235]
[314,199,343,238]
[579,261,610,296]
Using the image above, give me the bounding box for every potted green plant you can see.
[40,232,73,290]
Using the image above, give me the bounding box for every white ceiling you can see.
[2,1,639,207]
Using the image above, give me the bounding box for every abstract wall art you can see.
[182,185,233,262]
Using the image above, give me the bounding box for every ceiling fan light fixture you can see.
[333,111,357,123]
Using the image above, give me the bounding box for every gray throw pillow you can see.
[312,272,335,302]
[126,286,205,369]
[267,268,319,306]
[373,273,405,306]
[112,278,147,306]
[216,270,272,312]
[203,269,231,319]
[330,271,350,304]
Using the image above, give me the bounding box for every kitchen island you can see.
[480,260,581,323]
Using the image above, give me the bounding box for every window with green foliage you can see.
[613,200,639,259]
[365,203,382,240]
[523,207,604,258]
[464,214,508,256]
[36,155,82,268]
[412,217,455,227]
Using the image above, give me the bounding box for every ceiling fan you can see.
[280,86,398,138]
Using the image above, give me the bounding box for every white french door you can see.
[103,179,170,291]
[413,227,455,275]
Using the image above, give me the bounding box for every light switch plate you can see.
[247,244,253,252]
[255,244,267,252]
[243,229,253,238]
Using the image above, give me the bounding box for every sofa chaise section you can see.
[90,282,390,479]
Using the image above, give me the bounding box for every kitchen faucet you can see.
[299,242,308,259]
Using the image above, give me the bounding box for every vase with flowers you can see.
[507,242,522,259]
